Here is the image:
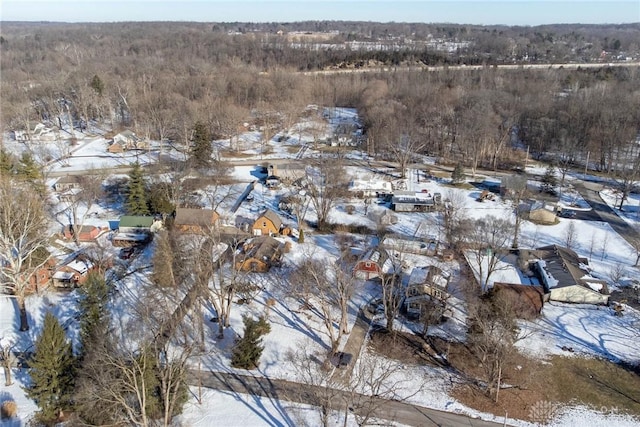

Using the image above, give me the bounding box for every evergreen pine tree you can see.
[90,74,104,96]
[541,164,558,194]
[190,121,212,168]
[0,149,14,176]
[451,163,465,184]
[77,273,110,358]
[126,162,150,215]
[26,312,75,425]
[16,152,41,182]
[231,316,271,369]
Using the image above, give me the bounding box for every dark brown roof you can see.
[535,245,588,289]
[492,283,544,319]
[174,208,219,227]
[243,236,283,263]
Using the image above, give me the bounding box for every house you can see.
[173,208,220,234]
[108,130,149,152]
[518,199,557,224]
[349,179,393,198]
[368,210,398,226]
[252,209,283,236]
[534,245,609,305]
[62,225,103,242]
[381,235,438,256]
[107,141,125,153]
[53,175,81,192]
[353,247,396,280]
[235,236,284,272]
[405,266,451,316]
[391,191,441,212]
[13,122,54,142]
[112,216,160,247]
[491,283,545,320]
[51,256,95,288]
[26,257,57,293]
[117,216,159,234]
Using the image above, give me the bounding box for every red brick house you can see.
[52,256,95,288]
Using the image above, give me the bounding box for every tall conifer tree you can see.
[190,121,212,168]
[126,162,150,215]
[26,312,75,424]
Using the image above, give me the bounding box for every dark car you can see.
[559,209,577,218]
[333,352,353,368]
[119,247,136,260]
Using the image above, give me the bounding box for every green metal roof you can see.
[119,216,154,228]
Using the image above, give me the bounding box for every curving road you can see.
[573,181,640,248]
[186,369,508,427]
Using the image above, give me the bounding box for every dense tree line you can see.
[1,22,639,180]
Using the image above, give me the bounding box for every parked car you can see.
[559,209,576,218]
[119,247,136,260]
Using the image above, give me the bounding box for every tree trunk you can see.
[217,318,224,339]
[3,364,11,386]
[386,314,394,332]
[339,305,349,335]
[512,215,521,249]
[18,297,29,332]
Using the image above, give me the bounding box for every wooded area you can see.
[1,21,639,178]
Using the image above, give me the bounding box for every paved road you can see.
[187,369,508,427]
[574,181,640,248]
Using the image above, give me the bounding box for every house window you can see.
[408,302,421,311]
[263,221,267,227]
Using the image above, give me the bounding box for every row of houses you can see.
[353,240,611,322]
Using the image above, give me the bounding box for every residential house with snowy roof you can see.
[534,245,609,305]
[52,256,95,288]
[405,266,450,316]
[353,247,397,280]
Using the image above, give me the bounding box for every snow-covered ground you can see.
[3,110,640,427]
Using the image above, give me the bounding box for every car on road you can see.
[559,209,577,218]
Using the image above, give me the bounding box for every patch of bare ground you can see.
[370,331,640,423]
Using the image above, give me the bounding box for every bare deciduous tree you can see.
[468,291,528,403]
[60,173,104,245]
[502,174,529,248]
[564,221,577,251]
[305,156,348,230]
[0,178,50,331]
[466,215,514,293]
[0,338,16,386]
[292,254,357,355]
